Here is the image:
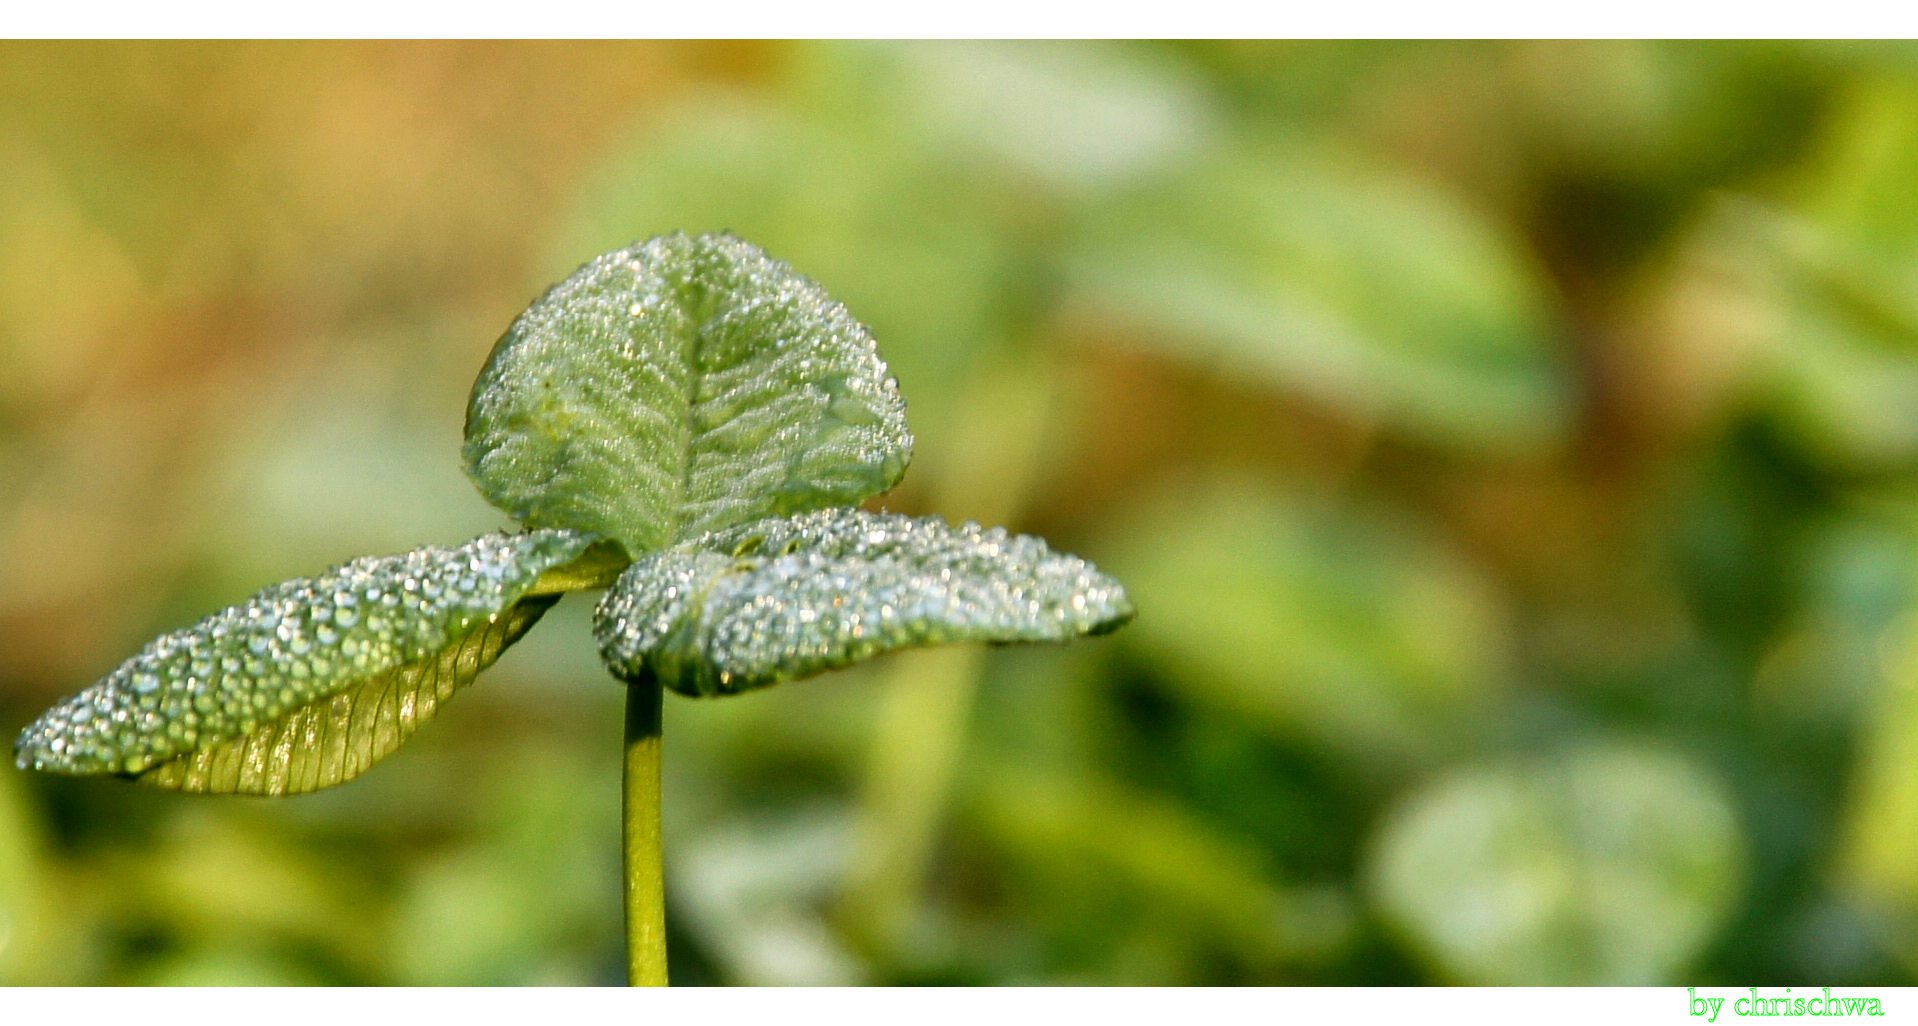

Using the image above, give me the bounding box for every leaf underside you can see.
[593,508,1134,697]
[136,596,556,795]
[463,232,913,558]
[14,530,597,795]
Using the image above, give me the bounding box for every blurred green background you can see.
[5,40,1918,985]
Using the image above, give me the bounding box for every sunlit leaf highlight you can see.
[14,530,598,795]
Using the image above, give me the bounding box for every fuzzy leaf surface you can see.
[464,232,913,557]
[15,530,597,795]
[593,509,1134,697]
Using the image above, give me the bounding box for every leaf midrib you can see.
[668,252,758,549]
[670,263,720,547]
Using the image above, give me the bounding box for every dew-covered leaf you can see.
[593,509,1132,697]
[14,529,601,795]
[464,233,913,558]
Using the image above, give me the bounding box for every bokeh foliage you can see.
[6,40,1918,984]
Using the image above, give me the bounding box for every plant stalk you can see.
[622,675,668,986]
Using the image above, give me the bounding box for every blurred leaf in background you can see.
[1369,741,1744,985]
[7,40,1918,986]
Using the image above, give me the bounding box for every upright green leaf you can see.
[593,509,1133,697]
[464,233,914,557]
[14,530,599,795]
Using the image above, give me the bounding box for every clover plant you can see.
[13,233,1133,985]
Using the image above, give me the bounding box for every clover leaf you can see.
[463,232,913,556]
[595,508,1133,697]
[13,232,1130,985]
[16,530,605,794]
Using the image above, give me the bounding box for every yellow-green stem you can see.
[623,675,668,986]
